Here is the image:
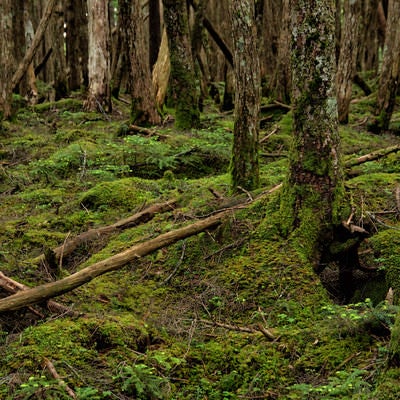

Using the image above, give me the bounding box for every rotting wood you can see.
[0,210,230,312]
[32,200,177,266]
[344,144,400,168]
[0,271,74,315]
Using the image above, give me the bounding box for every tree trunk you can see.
[358,0,379,73]
[282,0,343,264]
[269,0,291,103]
[0,0,13,120]
[64,0,89,90]
[336,0,361,124]
[11,0,57,93]
[229,0,260,192]
[149,0,162,71]
[162,0,200,129]
[372,0,400,132]
[84,0,112,113]
[45,0,68,100]
[128,0,161,125]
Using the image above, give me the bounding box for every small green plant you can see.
[288,368,371,399]
[114,364,167,399]
[14,375,71,400]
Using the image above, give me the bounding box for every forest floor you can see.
[0,87,400,399]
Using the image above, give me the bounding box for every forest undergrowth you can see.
[0,88,400,399]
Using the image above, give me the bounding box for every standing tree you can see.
[64,0,88,91]
[269,0,291,103]
[371,0,400,133]
[127,0,161,125]
[149,0,162,72]
[229,0,260,192]
[336,0,361,124]
[84,0,111,113]
[162,0,200,129]
[282,0,343,264]
[0,0,14,120]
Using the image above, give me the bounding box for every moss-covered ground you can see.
[0,89,400,399]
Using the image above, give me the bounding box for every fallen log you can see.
[32,199,177,266]
[344,144,400,168]
[0,210,230,312]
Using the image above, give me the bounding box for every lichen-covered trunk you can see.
[84,0,111,113]
[336,0,361,124]
[229,0,260,192]
[162,0,200,130]
[0,0,14,120]
[282,0,343,264]
[372,0,400,132]
[127,0,161,126]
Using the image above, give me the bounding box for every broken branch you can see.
[32,200,177,265]
[0,210,229,312]
[344,145,400,168]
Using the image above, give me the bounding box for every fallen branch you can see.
[344,144,400,168]
[0,211,230,312]
[199,319,277,341]
[32,200,177,265]
[0,271,74,315]
[44,358,76,399]
[125,124,170,140]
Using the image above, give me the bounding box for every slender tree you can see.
[229,0,260,192]
[371,0,400,132]
[163,0,200,129]
[0,0,14,120]
[282,0,343,264]
[84,0,112,113]
[336,0,361,124]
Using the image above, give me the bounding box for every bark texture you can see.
[84,0,111,113]
[229,0,260,192]
[283,0,343,263]
[373,0,400,132]
[336,0,361,124]
[64,0,88,90]
[269,0,291,103]
[128,0,161,125]
[0,0,14,119]
[163,0,200,129]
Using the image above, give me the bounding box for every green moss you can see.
[79,177,160,211]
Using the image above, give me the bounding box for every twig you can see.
[208,187,224,200]
[163,241,186,284]
[199,319,277,341]
[44,358,76,399]
[204,239,246,260]
[396,185,400,213]
[237,186,254,202]
[259,126,279,144]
